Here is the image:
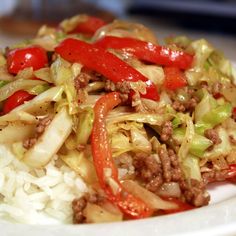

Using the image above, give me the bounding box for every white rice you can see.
[0,144,88,224]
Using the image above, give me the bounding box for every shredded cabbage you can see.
[76,107,94,146]
[0,79,46,102]
[23,106,73,167]
[189,39,214,69]
[51,57,82,115]
[183,154,201,181]
[203,127,232,159]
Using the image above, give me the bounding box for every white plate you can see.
[1,43,236,236]
[1,181,236,236]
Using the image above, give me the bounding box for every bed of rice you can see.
[0,144,88,224]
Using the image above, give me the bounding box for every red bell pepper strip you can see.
[91,92,153,219]
[69,16,106,36]
[3,90,35,114]
[232,107,236,119]
[94,36,193,70]
[213,93,223,99]
[7,46,48,74]
[55,38,159,101]
[226,164,236,182]
[163,67,187,90]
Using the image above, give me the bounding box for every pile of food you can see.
[0,14,236,224]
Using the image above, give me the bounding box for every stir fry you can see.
[0,14,236,224]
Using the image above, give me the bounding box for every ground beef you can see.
[171,88,199,113]
[104,80,116,92]
[202,169,229,184]
[172,97,199,112]
[212,82,223,95]
[186,97,199,110]
[74,72,91,90]
[23,137,37,149]
[160,121,173,142]
[168,149,182,181]
[23,115,53,149]
[180,179,210,207]
[159,148,172,182]
[104,80,131,94]
[172,101,186,112]
[200,81,223,97]
[119,93,129,103]
[72,196,87,224]
[72,192,104,224]
[133,153,162,181]
[146,176,164,193]
[133,153,163,192]
[229,135,236,145]
[159,147,183,183]
[133,148,183,193]
[35,115,53,134]
[116,81,132,94]
[133,147,210,207]
[204,129,222,145]
[74,68,101,91]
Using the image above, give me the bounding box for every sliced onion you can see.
[78,94,102,109]
[86,81,105,92]
[159,91,172,105]
[0,79,46,102]
[0,111,37,126]
[83,203,123,223]
[0,122,36,144]
[136,65,164,86]
[34,68,54,83]
[93,20,158,44]
[122,180,177,210]
[157,182,181,198]
[13,86,63,113]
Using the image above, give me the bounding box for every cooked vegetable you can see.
[0,14,236,225]
[226,164,236,181]
[162,198,194,214]
[12,86,63,113]
[93,20,158,44]
[0,79,46,102]
[91,92,153,219]
[163,67,187,90]
[173,128,212,157]
[76,107,94,146]
[83,203,122,223]
[55,38,159,101]
[60,15,106,35]
[60,150,97,184]
[23,106,73,167]
[68,16,106,36]
[7,46,48,74]
[122,180,178,210]
[95,36,193,69]
[195,102,232,134]
[3,90,35,114]
[183,154,201,181]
